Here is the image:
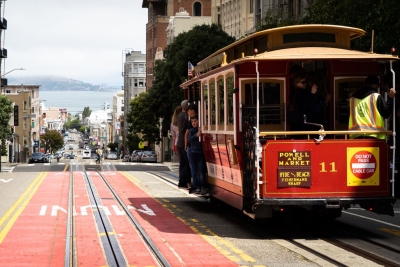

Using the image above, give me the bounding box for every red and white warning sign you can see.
[347,147,379,186]
[350,150,377,179]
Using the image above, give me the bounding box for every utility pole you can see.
[0,0,5,172]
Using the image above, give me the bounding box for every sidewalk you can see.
[1,162,19,167]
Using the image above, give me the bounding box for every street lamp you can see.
[0,68,25,78]
[1,68,25,95]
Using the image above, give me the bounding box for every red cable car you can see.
[181,24,397,219]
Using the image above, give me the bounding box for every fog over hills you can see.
[7,76,120,91]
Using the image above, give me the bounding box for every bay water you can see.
[39,90,119,114]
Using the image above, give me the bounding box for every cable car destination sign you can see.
[277,150,311,187]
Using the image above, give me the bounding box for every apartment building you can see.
[112,90,124,146]
[166,8,212,45]
[4,85,41,163]
[216,0,313,39]
[122,51,146,145]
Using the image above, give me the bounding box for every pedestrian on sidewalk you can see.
[176,100,191,189]
[187,115,207,195]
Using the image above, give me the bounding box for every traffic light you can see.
[11,125,14,134]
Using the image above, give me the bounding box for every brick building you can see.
[142,0,211,89]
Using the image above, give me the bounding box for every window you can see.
[134,79,138,87]
[226,76,234,125]
[121,106,124,112]
[24,118,27,129]
[218,78,224,126]
[210,80,216,125]
[121,99,124,104]
[6,90,10,93]
[130,79,132,86]
[203,83,208,128]
[23,101,27,111]
[250,0,254,13]
[134,64,138,72]
[139,81,144,87]
[193,2,202,16]
[244,81,282,125]
[139,64,144,73]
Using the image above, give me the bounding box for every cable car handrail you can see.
[259,130,393,138]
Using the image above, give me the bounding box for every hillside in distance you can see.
[7,76,120,91]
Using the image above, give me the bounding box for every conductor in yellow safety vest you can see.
[349,75,396,139]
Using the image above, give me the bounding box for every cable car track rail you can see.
[63,170,171,266]
[97,171,171,267]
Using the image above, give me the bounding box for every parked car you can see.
[63,153,71,159]
[130,151,143,162]
[29,152,48,164]
[106,152,118,160]
[122,155,130,162]
[140,151,157,163]
[67,154,76,159]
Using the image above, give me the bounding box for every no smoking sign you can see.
[347,147,380,186]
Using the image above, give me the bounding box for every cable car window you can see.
[227,76,234,125]
[203,83,208,128]
[283,32,335,44]
[244,82,282,124]
[218,78,224,126]
[210,80,216,126]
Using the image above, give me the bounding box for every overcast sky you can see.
[2,0,147,85]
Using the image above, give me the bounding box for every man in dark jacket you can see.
[349,75,396,139]
[176,100,191,188]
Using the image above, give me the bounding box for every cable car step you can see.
[325,199,340,208]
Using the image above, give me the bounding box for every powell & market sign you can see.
[277,151,311,187]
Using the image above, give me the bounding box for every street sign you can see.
[14,105,18,126]
[139,141,144,149]
[34,140,39,147]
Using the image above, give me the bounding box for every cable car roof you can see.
[246,46,399,61]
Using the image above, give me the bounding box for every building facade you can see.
[122,51,146,147]
[166,8,212,45]
[112,90,124,147]
[4,85,41,163]
[142,0,212,88]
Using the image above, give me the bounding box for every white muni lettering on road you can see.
[39,205,152,216]
[52,205,67,216]
[0,179,13,183]
[128,204,156,216]
[80,205,111,216]
[111,205,125,215]
[40,206,47,216]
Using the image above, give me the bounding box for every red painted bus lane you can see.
[0,172,69,266]
[86,171,157,266]
[73,171,108,266]
[104,171,238,267]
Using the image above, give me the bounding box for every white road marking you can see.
[343,210,400,229]
[0,179,13,183]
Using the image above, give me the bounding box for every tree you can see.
[126,133,141,152]
[40,130,64,154]
[256,0,400,55]
[79,125,89,134]
[126,92,160,146]
[302,0,400,54]
[0,95,13,156]
[147,24,236,135]
[82,106,91,118]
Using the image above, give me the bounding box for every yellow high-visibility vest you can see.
[348,93,386,139]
